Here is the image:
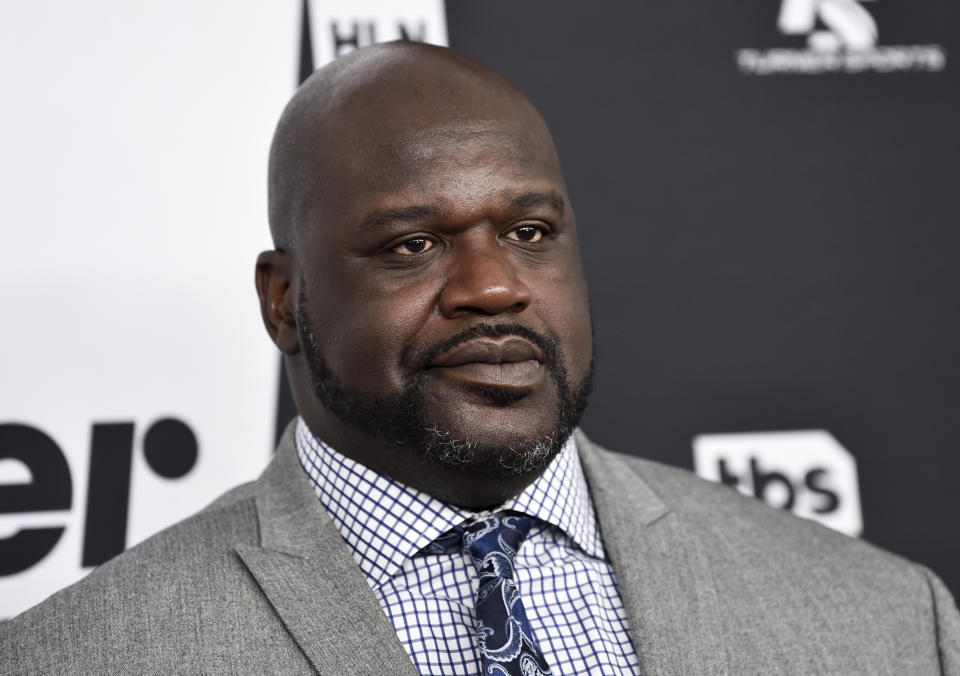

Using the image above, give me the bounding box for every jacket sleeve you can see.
[922,565,960,675]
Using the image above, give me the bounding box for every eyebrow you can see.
[359,205,441,231]
[358,191,565,231]
[509,191,565,212]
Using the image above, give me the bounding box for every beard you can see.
[296,286,593,478]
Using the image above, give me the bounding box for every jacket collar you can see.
[576,430,727,675]
[235,420,418,676]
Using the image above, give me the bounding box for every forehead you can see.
[299,92,567,236]
[373,126,554,197]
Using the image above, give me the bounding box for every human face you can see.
[296,114,593,472]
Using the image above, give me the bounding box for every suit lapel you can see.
[236,423,727,674]
[235,423,418,676]
[576,431,728,675]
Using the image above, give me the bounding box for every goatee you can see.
[296,285,592,477]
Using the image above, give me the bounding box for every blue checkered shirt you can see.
[295,418,641,675]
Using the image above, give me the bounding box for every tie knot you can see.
[424,513,536,565]
[462,512,534,579]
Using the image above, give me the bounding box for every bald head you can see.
[267,41,558,255]
[256,41,591,506]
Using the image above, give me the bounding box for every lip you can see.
[429,337,544,389]
[430,337,543,368]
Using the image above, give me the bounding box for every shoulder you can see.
[580,435,960,670]
[591,438,908,568]
[71,479,261,585]
[583,438,955,616]
[0,481,308,674]
[604,443,926,587]
[4,480,259,620]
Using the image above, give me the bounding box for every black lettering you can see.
[81,422,134,567]
[0,423,72,575]
[143,418,198,479]
[331,21,377,57]
[751,458,795,510]
[398,21,426,42]
[805,468,840,514]
[718,459,740,488]
[0,423,71,512]
[298,0,314,84]
[331,20,359,55]
[0,528,66,576]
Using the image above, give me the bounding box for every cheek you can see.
[317,282,437,391]
[560,293,594,380]
[533,271,593,379]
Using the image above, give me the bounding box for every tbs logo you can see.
[693,430,862,536]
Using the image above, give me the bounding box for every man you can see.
[2,41,958,675]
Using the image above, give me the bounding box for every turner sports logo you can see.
[736,0,946,75]
[693,430,863,536]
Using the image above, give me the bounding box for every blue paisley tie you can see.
[431,513,553,676]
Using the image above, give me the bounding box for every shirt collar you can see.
[295,417,604,589]
[502,434,604,560]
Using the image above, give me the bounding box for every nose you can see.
[438,240,532,318]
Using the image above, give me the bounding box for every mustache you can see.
[407,323,558,372]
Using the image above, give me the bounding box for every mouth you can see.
[428,337,545,389]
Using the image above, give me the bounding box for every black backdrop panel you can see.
[443,0,960,596]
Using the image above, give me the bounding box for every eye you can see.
[504,225,546,243]
[391,237,435,255]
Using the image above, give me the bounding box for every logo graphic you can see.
[737,0,946,75]
[780,0,877,52]
[307,0,448,67]
[693,430,863,536]
[0,419,199,578]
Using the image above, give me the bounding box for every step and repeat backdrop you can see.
[2,0,957,618]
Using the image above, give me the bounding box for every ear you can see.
[255,250,300,355]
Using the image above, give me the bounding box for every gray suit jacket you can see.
[3,426,959,675]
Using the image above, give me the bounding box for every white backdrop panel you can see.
[0,0,300,618]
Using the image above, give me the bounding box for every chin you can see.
[417,396,570,477]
